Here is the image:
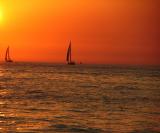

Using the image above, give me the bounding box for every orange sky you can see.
[0,0,159,65]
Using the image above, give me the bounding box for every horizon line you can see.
[0,61,159,67]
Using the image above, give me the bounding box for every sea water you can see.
[0,63,160,133]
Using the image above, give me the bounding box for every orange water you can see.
[0,63,160,133]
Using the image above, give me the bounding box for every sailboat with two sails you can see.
[5,46,13,63]
[66,41,76,65]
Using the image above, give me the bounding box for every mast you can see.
[5,47,9,61]
[8,46,10,60]
[69,41,72,63]
[67,44,70,63]
[67,41,72,63]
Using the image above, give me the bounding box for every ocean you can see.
[0,63,160,133]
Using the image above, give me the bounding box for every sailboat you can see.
[66,41,76,65]
[5,46,13,63]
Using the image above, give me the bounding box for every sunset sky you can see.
[0,0,159,65]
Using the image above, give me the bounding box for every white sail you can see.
[66,41,75,65]
[67,42,71,62]
[5,46,13,62]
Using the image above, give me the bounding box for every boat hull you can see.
[6,60,13,63]
[68,62,76,65]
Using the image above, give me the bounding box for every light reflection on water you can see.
[0,63,160,133]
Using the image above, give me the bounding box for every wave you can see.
[52,124,104,133]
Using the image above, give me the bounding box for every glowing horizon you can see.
[0,0,159,65]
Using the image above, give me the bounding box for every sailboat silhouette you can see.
[66,41,75,65]
[5,46,13,63]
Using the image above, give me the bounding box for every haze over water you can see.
[0,63,160,133]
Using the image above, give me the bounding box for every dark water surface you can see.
[0,63,160,133]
